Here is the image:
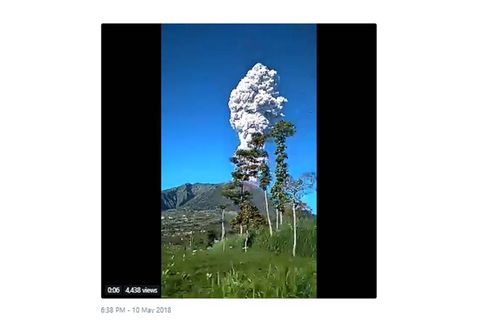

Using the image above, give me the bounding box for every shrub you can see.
[253,218,316,257]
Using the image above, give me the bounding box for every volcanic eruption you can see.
[228,63,287,151]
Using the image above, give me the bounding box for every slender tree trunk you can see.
[221,209,225,252]
[292,202,297,257]
[244,229,249,252]
[240,224,243,235]
[279,211,283,225]
[275,209,279,231]
[264,190,272,236]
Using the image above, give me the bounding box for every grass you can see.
[161,219,317,298]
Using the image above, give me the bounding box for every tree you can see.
[222,182,246,206]
[249,132,273,236]
[231,201,266,252]
[225,134,266,234]
[225,133,269,248]
[270,120,296,228]
[222,161,252,235]
[231,149,260,187]
[218,204,227,251]
[284,172,316,257]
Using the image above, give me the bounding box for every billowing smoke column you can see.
[228,63,287,151]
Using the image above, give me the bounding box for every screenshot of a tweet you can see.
[101,24,376,299]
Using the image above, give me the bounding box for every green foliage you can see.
[161,218,317,298]
[258,162,271,191]
[221,182,243,205]
[220,233,247,249]
[270,120,296,140]
[270,120,296,213]
[249,132,268,158]
[226,132,273,230]
[250,132,265,148]
[225,148,257,215]
[271,183,288,212]
[231,201,266,232]
[249,132,272,192]
[253,218,316,257]
[161,222,317,298]
[231,148,260,181]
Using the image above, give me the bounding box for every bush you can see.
[253,218,316,257]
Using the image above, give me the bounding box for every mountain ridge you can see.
[160,182,316,244]
[161,182,265,213]
[161,182,315,218]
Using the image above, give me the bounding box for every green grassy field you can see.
[161,219,317,298]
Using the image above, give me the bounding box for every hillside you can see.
[161,182,315,245]
[161,182,268,213]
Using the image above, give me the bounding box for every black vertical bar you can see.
[101,24,161,298]
[316,24,377,298]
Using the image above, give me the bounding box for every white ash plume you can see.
[228,63,287,151]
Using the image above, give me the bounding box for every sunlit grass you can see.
[161,219,316,298]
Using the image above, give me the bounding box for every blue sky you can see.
[161,24,317,213]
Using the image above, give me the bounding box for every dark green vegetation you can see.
[161,218,316,298]
[271,121,296,215]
